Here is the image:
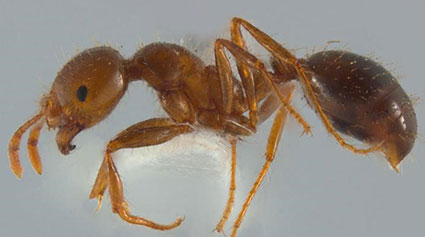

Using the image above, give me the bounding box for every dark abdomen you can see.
[303,50,417,167]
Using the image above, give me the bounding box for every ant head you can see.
[42,46,128,154]
[9,46,129,177]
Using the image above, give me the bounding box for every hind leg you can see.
[229,17,380,154]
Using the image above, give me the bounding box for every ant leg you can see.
[27,119,44,175]
[89,118,185,202]
[214,84,295,234]
[230,29,258,128]
[106,152,184,230]
[214,40,234,116]
[215,39,260,128]
[258,82,295,124]
[231,88,294,237]
[89,158,108,211]
[90,118,192,230]
[230,17,381,154]
[214,136,237,233]
[215,39,311,135]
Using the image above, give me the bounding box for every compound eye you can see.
[76,85,88,102]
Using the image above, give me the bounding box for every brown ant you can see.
[8,18,417,236]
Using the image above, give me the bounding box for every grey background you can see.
[1,0,424,237]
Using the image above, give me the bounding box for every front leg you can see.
[90,118,192,230]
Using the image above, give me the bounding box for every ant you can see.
[8,18,417,237]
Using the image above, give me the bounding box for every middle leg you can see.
[231,84,294,237]
[213,82,295,234]
[214,136,237,233]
